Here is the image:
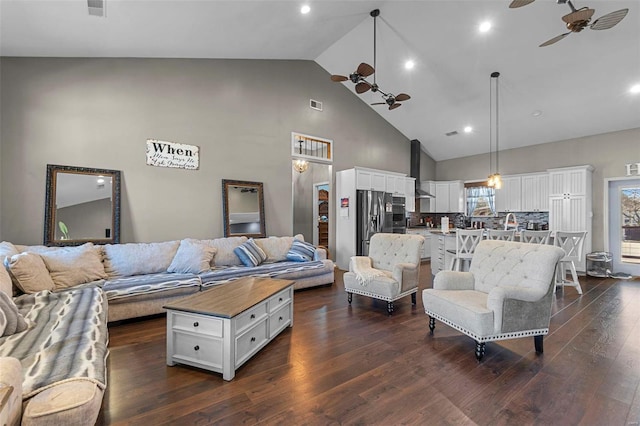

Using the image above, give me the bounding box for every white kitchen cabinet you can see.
[434,183,449,212]
[385,175,405,195]
[356,169,386,191]
[422,181,463,213]
[430,232,456,275]
[495,176,521,212]
[448,181,464,213]
[521,173,549,212]
[548,165,593,272]
[404,177,416,213]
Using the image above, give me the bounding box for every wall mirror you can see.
[222,179,266,238]
[44,164,121,246]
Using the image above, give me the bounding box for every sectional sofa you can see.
[0,235,333,425]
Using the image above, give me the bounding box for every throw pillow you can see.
[103,241,180,278]
[193,237,248,267]
[167,240,217,274]
[286,239,316,262]
[5,252,55,294]
[0,291,29,337]
[39,243,107,289]
[233,238,267,267]
[0,242,19,296]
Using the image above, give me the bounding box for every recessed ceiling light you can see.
[300,5,310,14]
[630,84,640,94]
[463,126,473,133]
[404,60,415,70]
[479,21,492,33]
[532,110,542,117]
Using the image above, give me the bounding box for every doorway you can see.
[314,183,329,247]
[606,178,640,276]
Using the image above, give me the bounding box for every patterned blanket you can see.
[199,260,326,287]
[0,288,109,398]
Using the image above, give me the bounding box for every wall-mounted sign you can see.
[146,139,199,170]
[626,163,640,176]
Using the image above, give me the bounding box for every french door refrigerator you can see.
[356,190,393,256]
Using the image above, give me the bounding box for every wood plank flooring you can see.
[97,263,640,425]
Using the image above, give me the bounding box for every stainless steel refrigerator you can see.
[356,190,393,256]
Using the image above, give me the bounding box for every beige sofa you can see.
[0,235,333,425]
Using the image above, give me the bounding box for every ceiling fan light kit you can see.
[509,0,629,46]
[330,9,411,111]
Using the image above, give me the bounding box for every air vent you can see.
[310,99,323,111]
[445,130,459,136]
[88,0,105,17]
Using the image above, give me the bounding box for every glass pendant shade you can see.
[293,159,309,173]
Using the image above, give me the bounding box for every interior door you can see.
[608,178,640,276]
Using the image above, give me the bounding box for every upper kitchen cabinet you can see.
[385,174,406,196]
[404,177,416,213]
[355,168,387,191]
[422,180,463,213]
[548,166,591,197]
[495,176,521,212]
[521,173,549,212]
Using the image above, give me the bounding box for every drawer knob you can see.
[250,314,255,319]
[279,297,283,302]
[193,322,199,327]
[279,316,283,321]
[194,345,200,351]
[250,337,256,343]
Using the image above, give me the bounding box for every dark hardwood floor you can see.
[97,263,640,425]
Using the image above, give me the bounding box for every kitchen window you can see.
[466,184,495,217]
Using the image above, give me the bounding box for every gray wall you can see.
[0,57,432,254]
[436,127,640,251]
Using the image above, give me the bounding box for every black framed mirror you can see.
[222,179,266,238]
[44,164,121,246]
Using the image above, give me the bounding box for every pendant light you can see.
[487,71,502,189]
[293,139,309,173]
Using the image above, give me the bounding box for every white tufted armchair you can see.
[344,233,424,315]
[423,240,564,360]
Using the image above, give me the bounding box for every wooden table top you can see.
[163,277,294,319]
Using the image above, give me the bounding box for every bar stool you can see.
[520,230,551,244]
[448,229,484,271]
[486,229,516,241]
[554,231,587,295]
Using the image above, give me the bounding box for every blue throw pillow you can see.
[286,239,316,262]
[233,238,267,267]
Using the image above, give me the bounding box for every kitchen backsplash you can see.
[408,211,549,231]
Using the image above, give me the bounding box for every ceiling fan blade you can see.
[590,8,629,30]
[355,82,371,94]
[357,62,375,78]
[370,102,386,105]
[509,0,535,9]
[389,103,402,110]
[330,75,348,82]
[562,7,595,24]
[394,93,411,102]
[539,32,571,47]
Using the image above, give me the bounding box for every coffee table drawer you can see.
[268,287,292,313]
[235,302,268,334]
[269,302,291,337]
[172,332,223,369]
[235,319,268,367]
[171,311,223,337]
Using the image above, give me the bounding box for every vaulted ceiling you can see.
[2,0,638,161]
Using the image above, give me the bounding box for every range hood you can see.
[410,139,435,199]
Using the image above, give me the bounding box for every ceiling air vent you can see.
[310,99,323,111]
[88,0,105,17]
[445,130,459,136]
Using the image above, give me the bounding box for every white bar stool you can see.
[447,229,484,271]
[486,229,516,241]
[554,231,587,295]
[520,230,551,244]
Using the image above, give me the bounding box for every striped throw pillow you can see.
[286,239,316,262]
[233,238,267,267]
